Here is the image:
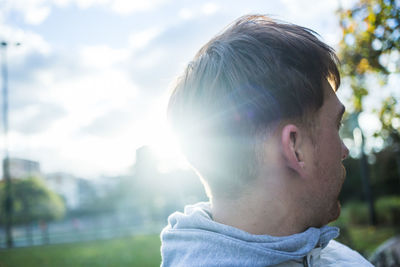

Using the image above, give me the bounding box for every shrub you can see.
[376,196,400,226]
[341,201,369,225]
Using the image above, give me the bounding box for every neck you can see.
[211,177,313,236]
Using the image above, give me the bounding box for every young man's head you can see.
[168,15,348,226]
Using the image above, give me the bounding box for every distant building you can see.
[45,172,81,210]
[45,172,116,211]
[4,157,41,179]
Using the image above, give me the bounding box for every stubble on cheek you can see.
[326,166,347,224]
[336,166,347,202]
[332,166,347,222]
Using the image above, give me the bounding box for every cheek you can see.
[325,132,343,159]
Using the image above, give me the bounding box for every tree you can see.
[337,0,400,225]
[338,0,400,143]
[0,177,65,226]
[338,0,400,182]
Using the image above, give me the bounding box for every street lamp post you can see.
[353,117,377,226]
[1,41,20,248]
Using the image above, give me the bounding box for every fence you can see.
[0,212,164,249]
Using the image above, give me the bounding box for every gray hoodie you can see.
[160,202,373,267]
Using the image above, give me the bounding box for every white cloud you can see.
[110,0,168,14]
[0,24,51,59]
[41,69,138,117]
[59,0,169,14]
[26,5,51,25]
[5,64,140,176]
[1,0,169,27]
[128,27,163,51]
[132,47,165,69]
[176,2,219,22]
[202,2,219,15]
[73,0,107,9]
[280,0,338,15]
[52,0,71,7]
[11,103,66,134]
[179,8,194,20]
[276,0,341,46]
[2,0,52,25]
[80,45,130,69]
[14,31,51,57]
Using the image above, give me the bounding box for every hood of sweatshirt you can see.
[160,202,339,267]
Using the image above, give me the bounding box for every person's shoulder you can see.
[319,240,374,266]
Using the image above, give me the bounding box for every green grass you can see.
[0,234,161,267]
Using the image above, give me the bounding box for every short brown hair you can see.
[168,15,340,199]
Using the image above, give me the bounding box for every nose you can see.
[342,140,349,160]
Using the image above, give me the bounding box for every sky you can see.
[0,0,358,178]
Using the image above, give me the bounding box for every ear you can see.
[281,124,306,177]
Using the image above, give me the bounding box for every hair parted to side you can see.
[168,14,340,200]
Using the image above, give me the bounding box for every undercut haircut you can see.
[167,14,340,199]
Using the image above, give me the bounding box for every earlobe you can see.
[281,124,306,176]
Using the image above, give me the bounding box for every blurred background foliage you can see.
[332,0,400,260]
[0,177,65,225]
[337,0,400,203]
[338,0,400,139]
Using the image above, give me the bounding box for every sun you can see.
[143,96,190,173]
[151,123,189,171]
